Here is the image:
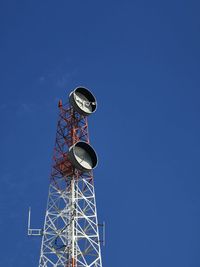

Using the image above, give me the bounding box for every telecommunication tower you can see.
[28,87,103,267]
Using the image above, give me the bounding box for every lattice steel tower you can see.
[30,87,103,267]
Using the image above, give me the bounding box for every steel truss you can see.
[39,103,102,267]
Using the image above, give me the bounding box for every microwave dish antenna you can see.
[69,86,97,116]
[68,141,98,171]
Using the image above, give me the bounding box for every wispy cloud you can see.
[0,67,76,116]
[0,103,7,110]
[38,66,77,89]
[20,103,35,113]
[39,76,45,83]
[0,102,39,115]
[56,72,72,88]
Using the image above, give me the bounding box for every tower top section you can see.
[69,86,97,116]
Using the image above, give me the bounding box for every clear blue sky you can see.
[0,0,200,266]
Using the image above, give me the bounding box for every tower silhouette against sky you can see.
[30,87,103,267]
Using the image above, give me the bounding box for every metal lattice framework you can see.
[38,102,102,267]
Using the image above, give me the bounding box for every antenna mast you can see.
[35,87,102,267]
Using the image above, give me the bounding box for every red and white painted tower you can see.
[29,87,103,267]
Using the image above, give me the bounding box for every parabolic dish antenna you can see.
[68,141,98,171]
[69,86,97,116]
